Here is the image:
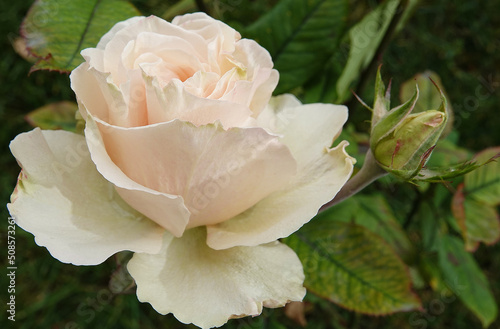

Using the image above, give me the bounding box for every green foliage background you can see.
[0,0,499,328]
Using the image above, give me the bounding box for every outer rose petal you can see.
[207,94,355,249]
[127,228,306,329]
[89,116,297,229]
[71,63,148,128]
[85,116,191,237]
[7,129,164,265]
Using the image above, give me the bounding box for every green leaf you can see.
[316,194,414,261]
[416,202,441,252]
[452,184,500,252]
[412,146,497,182]
[438,235,498,327]
[22,0,140,72]
[284,221,421,314]
[244,0,348,94]
[464,198,500,250]
[25,101,79,132]
[301,51,345,104]
[335,0,399,102]
[464,147,500,206]
[413,159,484,183]
[450,147,500,251]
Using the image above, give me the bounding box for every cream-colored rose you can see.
[8,14,355,329]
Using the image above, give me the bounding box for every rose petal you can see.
[231,39,278,116]
[7,129,164,265]
[90,117,297,229]
[125,32,205,75]
[143,77,253,127]
[102,15,208,85]
[85,116,191,237]
[127,227,305,329]
[207,94,355,249]
[71,63,149,127]
[172,12,240,59]
[94,16,145,50]
[79,16,145,72]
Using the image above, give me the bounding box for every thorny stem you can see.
[320,150,387,212]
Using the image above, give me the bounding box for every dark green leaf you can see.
[284,221,421,314]
[334,0,399,102]
[438,235,498,327]
[417,202,441,252]
[244,0,348,94]
[22,0,140,72]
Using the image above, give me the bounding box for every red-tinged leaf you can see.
[21,0,140,72]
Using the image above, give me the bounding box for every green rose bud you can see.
[367,67,449,180]
[372,110,447,179]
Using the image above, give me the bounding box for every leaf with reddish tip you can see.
[22,0,140,72]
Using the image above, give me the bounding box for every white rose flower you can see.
[8,13,355,328]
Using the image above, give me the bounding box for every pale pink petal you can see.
[229,39,278,115]
[143,77,252,127]
[90,117,297,228]
[173,13,242,75]
[70,63,148,127]
[124,32,205,74]
[183,71,220,98]
[127,228,305,329]
[85,116,191,237]
[70,63,108,122]
[103,16,208,84]
[207,95,355,249]
[80,47,105,72]
[94,16,145,50]
[7,129,164,265]
[234,39,274,79]
[172,12,240,53]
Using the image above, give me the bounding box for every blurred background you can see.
[0,0,499,328]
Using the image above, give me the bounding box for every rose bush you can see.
[8,13,354,328]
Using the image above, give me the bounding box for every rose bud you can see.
[372,109,447,179]
[367,68,448,180]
